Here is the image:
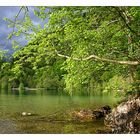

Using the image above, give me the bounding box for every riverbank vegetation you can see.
[0,7,140,96]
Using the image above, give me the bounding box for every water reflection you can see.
[0,89,121,118]
[0,89,123,133]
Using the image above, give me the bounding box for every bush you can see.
[103,75,133,96]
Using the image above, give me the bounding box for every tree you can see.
[44,7,140,93]
[4,6,140,94]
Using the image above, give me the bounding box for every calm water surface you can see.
[0,90,122,134]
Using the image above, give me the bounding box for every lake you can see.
[0,89,122,133]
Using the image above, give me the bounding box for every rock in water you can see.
[92,105,111,119]
[71,105,111,122]
[27,112,32,116]
[101,105,111,115]
[72,109,93,121]
[21,112,32,116]
[21,112,27,116]
[104,95,140,134]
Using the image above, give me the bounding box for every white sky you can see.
[0,0,140,6]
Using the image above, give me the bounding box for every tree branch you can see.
[55,50,140,65]
[114,7,137,35]
[11,6,24,36]
[10,6,30,39]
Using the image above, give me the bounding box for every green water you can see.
[0,89,122,134]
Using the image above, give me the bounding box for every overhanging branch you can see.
[55,50,140,65]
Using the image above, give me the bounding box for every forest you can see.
[0,6,140,95]
[0,6,140,134]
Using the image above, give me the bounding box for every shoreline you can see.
[12,87,39,91]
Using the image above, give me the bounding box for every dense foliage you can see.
[0,7,140,95]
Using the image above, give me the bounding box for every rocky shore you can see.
[105,95,140,134]
[70,95,140,134]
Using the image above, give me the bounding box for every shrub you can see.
[103,75,133,96]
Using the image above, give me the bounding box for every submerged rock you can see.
[27,112,32,116]
[104,95,140,134]
[21,112,27,116]
[21,112,32,116]
[0,119,19,133]
[72,109,93,121]
[71,105,111,122]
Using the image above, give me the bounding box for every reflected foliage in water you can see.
[0,89,121,133]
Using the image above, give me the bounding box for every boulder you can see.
[104,95,140,133]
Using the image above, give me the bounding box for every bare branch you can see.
[55,50,140,65]
[10,6,30,38]
[114,7,137,35]
[11,6,24,37]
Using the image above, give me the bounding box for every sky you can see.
[0,6,46,53]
